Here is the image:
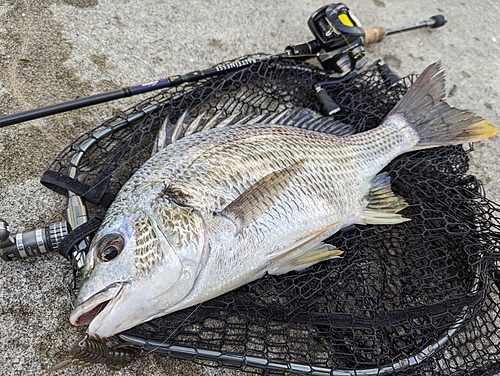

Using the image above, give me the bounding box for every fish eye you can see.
[100,245,120,261]
[96,235,124,262]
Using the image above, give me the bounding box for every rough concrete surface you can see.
[0,0,499,375]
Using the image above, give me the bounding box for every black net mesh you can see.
[41,55,500,375]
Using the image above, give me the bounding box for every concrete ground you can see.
[0,0,499,375]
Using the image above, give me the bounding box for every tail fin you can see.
[387,62,498,149]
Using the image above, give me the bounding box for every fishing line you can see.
[142,303,204,356]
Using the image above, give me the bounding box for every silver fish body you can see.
[70,63,497,338]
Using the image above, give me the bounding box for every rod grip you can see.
[0,222,69,261]
[364,26,387,46]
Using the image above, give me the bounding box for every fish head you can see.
[70,195,208,338]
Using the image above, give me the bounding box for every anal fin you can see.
[363,172,409,225]
[268,221,342,275]
[270,243,343,275]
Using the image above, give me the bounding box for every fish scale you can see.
[166,125,380,214]
[70,63,498,339]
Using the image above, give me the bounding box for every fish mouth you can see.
[70,282,124,328]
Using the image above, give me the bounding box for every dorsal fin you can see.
[154,108,354,152]
[276,108,354,136]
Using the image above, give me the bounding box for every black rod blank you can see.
[386,15,447,36]
[0,89,129,128]
[0,55,276,128]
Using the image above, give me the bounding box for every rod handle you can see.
[364,26,387,46]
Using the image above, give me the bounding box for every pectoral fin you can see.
[221,159,306,230]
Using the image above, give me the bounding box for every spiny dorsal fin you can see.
[156,108,354,149]
[276,108,354,136]
[363,172,409,225]
[220,159,306,230]
[153,111,191,154]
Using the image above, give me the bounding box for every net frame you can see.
[40,55,500,375]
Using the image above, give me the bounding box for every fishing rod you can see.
[0,3,446,129]
[0,55,286,128]
[0,3,447,262]
[3,4,463,376]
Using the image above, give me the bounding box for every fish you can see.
[69,62,498,339]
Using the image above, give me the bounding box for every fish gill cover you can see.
[41,56,500,375]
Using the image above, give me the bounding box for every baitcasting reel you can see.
[287,3,446,76]
[285,3,446,114]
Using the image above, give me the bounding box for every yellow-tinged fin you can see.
[221,159,306,230]
[268,221,342,275]
[272,244,343,274]
[363,172,409,225]
[387,62,498,149]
